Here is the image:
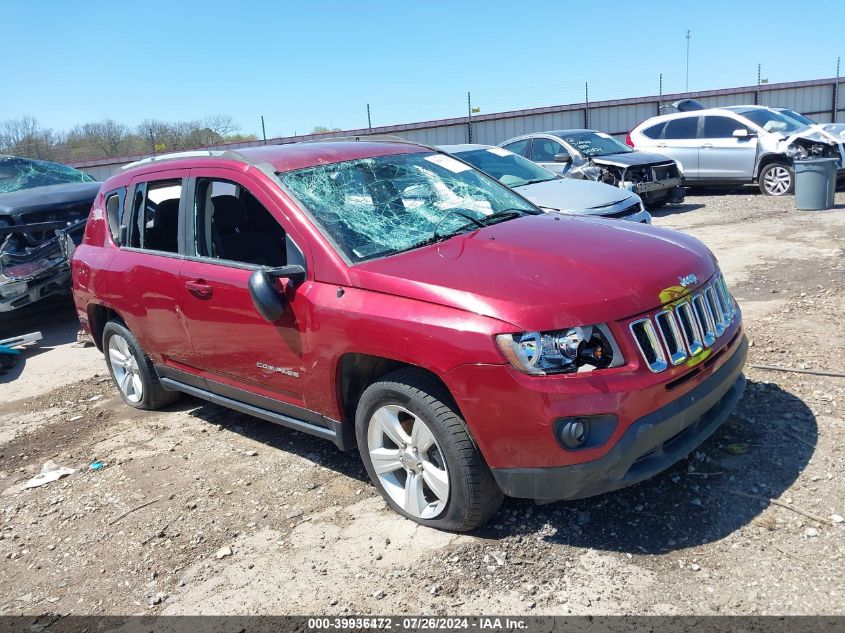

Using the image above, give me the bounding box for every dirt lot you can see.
[1,189,843,617]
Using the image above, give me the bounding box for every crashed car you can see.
[0,156,99,312]
[439,144,651,223]
[499,130,685,208]
[773,108,845,178]
[628,102,843,196]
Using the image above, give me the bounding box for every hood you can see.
[515,178,633,213]
[350,214,716,331]
[590,150,674,168]
[0,182,101,215]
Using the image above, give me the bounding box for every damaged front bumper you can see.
[0,219,85,312]
[571,160,685,206]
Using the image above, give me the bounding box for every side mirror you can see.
[554,153,573,164]
[248,264,306,322]
[732,129,753,139]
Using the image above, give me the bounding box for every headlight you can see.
[496,324,620,376]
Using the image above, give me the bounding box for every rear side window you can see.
[127,179,183,253]
[104,188,126,243]
[702,116,749,138]
[664,117,699,140]
[501,139,529,156]
[641,122,666,139]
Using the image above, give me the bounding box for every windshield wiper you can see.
[519,177,556,186]
[478,208,529,226]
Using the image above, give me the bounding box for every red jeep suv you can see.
[72,141,747,531]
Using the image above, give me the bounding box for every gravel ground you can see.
[0,189,843,616]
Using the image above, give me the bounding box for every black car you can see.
[0,156,99,312]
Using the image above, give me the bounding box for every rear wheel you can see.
[759,162,794,196]
[103,321,179,410]
[356,369,503,531]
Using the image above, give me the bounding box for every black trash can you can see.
[794,157,838,210]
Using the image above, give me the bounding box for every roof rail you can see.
[121,149,243,170]
[301,135,436,151]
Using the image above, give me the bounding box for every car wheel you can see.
[759,162,794,196]
[102,321,179,410]
[355,368,503,531]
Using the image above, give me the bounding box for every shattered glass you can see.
[0,156,94,194]
[277,152,536,263]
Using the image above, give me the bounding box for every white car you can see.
[628,104,843,196]
[440,144,651,223]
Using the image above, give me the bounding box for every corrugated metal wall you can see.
[72,77,844,179]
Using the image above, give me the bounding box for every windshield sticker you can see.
[486,147,511,157]
[424,154,471,173]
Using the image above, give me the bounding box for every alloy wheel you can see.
[108,334,143,403]
[366,404,449,519]
[763,166,791,195]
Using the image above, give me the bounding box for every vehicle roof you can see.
[121,141,431,176]
[437,144,494,153]
[546,129,594,137]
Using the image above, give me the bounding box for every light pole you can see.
[685,30,691,92]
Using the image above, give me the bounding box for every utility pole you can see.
[467,92,473,143]
[756,63,762,105]
[658,73,663,114]
[685,30,691,92]
[367,103,372,134]
[584,82,590,128]
[148,128,156,154]
[260,115,267,145]
[835,57,841,123]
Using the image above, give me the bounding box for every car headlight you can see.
[496,324,620,376]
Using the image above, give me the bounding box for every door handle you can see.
[657,143,667,148]
[185,279,213,299]
[702,143,714,149]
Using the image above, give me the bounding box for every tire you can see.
[648,199,669,209]
[102,320,179,410]
[759,162,794,196]
[355,368,503,531]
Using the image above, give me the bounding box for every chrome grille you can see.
[630,273,736,373]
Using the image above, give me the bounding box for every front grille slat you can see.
[628,273,736,373]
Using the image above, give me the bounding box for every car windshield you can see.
[0,156,95,194]
[737,109,806,134]
[277,151,538,263]
[560,131,633,157]
[453,147,557,188]
[778,109,816,126]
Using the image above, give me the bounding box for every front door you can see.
[698,115,757,180]
[528,137,572,175]
[177,168,315,415]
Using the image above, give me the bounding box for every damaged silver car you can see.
[499,130,685,208]
[0,156,99,312]
[628,103,843,196]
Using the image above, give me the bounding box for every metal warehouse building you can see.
[72,76,844,181]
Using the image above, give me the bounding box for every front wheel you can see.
[356,369,503,531]
[759,162,794,196]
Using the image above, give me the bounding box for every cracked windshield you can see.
[278,151,537,263]
[0,156,94,193]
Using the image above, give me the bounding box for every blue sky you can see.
[3,0,843,138]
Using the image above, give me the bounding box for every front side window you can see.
[560,131,632,157]
[529,138,567,162]
[277,152,538,264]
[193,179,288,267]
[664,117,699,140]
[127,179,182,253]
[455,148,557,188]
[702,116,749,138]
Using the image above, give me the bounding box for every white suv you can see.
[628,105,843,196]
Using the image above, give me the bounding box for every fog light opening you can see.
[560,418,590,448]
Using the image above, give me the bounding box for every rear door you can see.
[177,167,318,417]
[106,169,194,365]
[698,115,757,180]
[657,116,701,179]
